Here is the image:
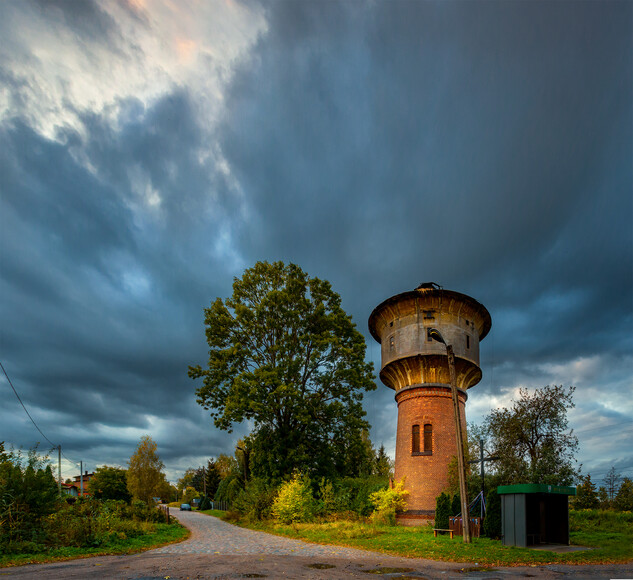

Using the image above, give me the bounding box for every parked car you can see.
[180,503,191,511]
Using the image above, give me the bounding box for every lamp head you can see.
[428,328,446,345]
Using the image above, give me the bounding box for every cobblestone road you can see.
[153,510,388,557]
[4,510,633,579]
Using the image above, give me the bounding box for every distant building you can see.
[72,471,95,496]
[369,283,491,525]
[61,482,79,497]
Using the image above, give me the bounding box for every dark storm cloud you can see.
[1,0,630,480]
[220,0,631,361]
[215,0,632,461]
[0,90,245,468]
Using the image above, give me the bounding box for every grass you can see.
[0,522,190,568]
[207,509,632,566]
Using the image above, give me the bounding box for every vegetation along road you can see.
[4,510,632,579]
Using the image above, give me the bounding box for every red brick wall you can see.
[394,386,467,514]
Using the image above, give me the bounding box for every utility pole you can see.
[57,445,62,498]
[446,344,471,543]
[203,466,207,497]
[80,460,84,497]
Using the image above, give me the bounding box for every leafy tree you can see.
[614,477,633,511]
[604,466,622,501]
[189,261,375,480]
[177,468,197,492]
[235,438,252,484]
[597,486,610,509]
[156,474,177,502]
[0,444,58,547]
[214,473,243,504]
[215,454,239,479]
[89,466,131,502]
[574,474,599,509]
[127,435,165,504]
[485,385,579,485]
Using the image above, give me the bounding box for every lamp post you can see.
[428,328,471,543]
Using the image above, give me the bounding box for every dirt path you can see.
[2,510,632,579]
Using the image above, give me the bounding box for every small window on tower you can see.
[424,424,433,454]
[390,336,395,350]
[412,425,420,454]
[466,335,470,349]
[423,310,435,319]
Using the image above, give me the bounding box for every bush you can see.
[370,479,408,513]
[0,445,59,551]
[333,476,389,516]
[316,478,336,517]
[198,496,212,511]
[233,478,276,521]
[272,473,315,524]
[434,492,451,529]
[451,493,461,516]
[483,489,501,539]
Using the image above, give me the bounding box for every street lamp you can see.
[428,328,471,543]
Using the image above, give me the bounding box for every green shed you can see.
[497,484,576,547]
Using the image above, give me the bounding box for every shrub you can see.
[0,445,59,550]
[451,493,461,516]
[198,495,212,511]
[233,478,276,521]
[483,489,501,539]
[333,476,389,516]
[370,479,408,513]
[272,473,315,524]
[316,478,336,517]
[434,492,451,529]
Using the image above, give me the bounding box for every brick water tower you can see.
[368,283,491,524]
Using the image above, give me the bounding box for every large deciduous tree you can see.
[89,466,131,502]
[189,261,375,480]
[127,435,165,504]
[485,385,579,485]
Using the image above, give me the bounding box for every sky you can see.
[1,0,631,488]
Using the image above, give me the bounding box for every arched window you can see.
[424,424,433,454]
[412,424,420,454]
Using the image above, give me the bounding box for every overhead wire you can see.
[1,359,80,469]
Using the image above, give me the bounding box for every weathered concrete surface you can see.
[2,510,632,579]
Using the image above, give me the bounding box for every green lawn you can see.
[205,509,632,566]
[0,522,190,568]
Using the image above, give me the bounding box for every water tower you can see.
[368,283,491,525]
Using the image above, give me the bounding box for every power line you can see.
[1,360,80,469]
[1,360,57,449]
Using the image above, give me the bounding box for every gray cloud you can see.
[0,0,631,482]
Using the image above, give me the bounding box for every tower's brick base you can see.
[394,385,467,520]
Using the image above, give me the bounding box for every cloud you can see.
[0,0,630,481]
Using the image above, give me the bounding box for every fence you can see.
[449,516,481,538]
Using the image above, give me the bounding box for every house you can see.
[62,482,79,497]
[72,471,95,496]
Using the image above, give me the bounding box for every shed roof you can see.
[497,484,576,496]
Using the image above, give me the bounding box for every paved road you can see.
[2,510,632,579]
